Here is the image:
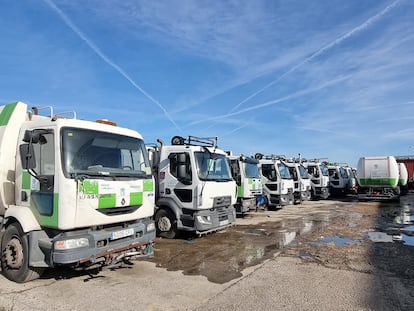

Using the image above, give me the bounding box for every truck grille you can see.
[265,183,278,191]
[213,196,231,207]
[97,205,141,216]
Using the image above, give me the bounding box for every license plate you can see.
[110,228,134,240]
[219,219,229,226]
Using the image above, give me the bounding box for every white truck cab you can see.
[255,154,294,209]
[148,136,236,238]
[0,102,155,283]
[302,159,330,199]
[327,163,351,196]
[284,158,312,204]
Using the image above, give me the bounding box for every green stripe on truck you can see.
[80,180,99,194]
[143,179,154,192]
[130,192,143,205]
[31,193,59,228]
[0,102,18,126]
[22,171,31,189]
[98,194,116,208]
[359,178,398,187]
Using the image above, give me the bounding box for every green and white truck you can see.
[0,102,156,283]
[227,153,262,214]
[356,156,401,201]
[398,162,409,196]
[147,136,236,238]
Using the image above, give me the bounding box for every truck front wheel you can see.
[155,209,178,239]
[1,223,44,283]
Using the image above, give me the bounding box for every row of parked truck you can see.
[0,102,410,283]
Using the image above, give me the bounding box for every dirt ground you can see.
[281,195,414,310]
[1,193,414,310]
[289,199,414,266]
[148,193,414,309]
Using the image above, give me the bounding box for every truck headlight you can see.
[55,238,89,250]
[147,222,156,232]
[242,199,252,207]
[197,215,212,224]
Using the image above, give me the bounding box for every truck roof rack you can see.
[284,157,304,163]
[255,153,286,161]
[171,135,217,148]
[32,106,77,120]
[304,158,328,163]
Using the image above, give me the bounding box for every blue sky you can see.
[1,0,413,166]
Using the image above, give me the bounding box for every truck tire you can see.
[1,223,44,283]
[155,209,178,239]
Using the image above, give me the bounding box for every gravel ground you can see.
[1,194,414,310]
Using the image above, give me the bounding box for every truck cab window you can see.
[262,164,278,181]
[33,132,55,177]
[169,152,191,182]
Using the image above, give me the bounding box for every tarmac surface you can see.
[1,193,414,310]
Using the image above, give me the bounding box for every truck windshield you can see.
[61,127,151,179]
[244,162,260,178]
[195,152,233,181]
[340,167,349,178]
[298,165,309,179]
[320,164,329,176]
[278,163,291,179]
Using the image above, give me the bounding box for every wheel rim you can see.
[158,216,172,232]
[4,237,24,269]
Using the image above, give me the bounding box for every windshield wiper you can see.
[204,177,233,182]
[111,171,149,178]
[70,170,109,180]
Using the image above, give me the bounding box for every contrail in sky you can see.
[43,0,183,133]
[221,121,252,137]
[229,0,402,113]
[190,74,351,125]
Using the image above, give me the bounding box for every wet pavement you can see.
[371,201,414,246]
[148,201,349,284]
[2,193,414,311]
[147,193,414,286]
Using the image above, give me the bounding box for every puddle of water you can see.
[373,201,414,248]
[242,228,270,236]
[148,214,332,284]
[279,230,297,246]
[402,225,414,232]
[298,251,318,260]
[315,236,359,247]
[368,231,394,243]
[347,212,362,228]
[300,220,316,234]
[402,234,414,246]
[371,233,414,246]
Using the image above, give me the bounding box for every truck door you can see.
[168,152,193,205]
[20,130,57,227]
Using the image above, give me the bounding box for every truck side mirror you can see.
[176,153,191,185]
[177,164,187,179]
[19,143,36,169]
